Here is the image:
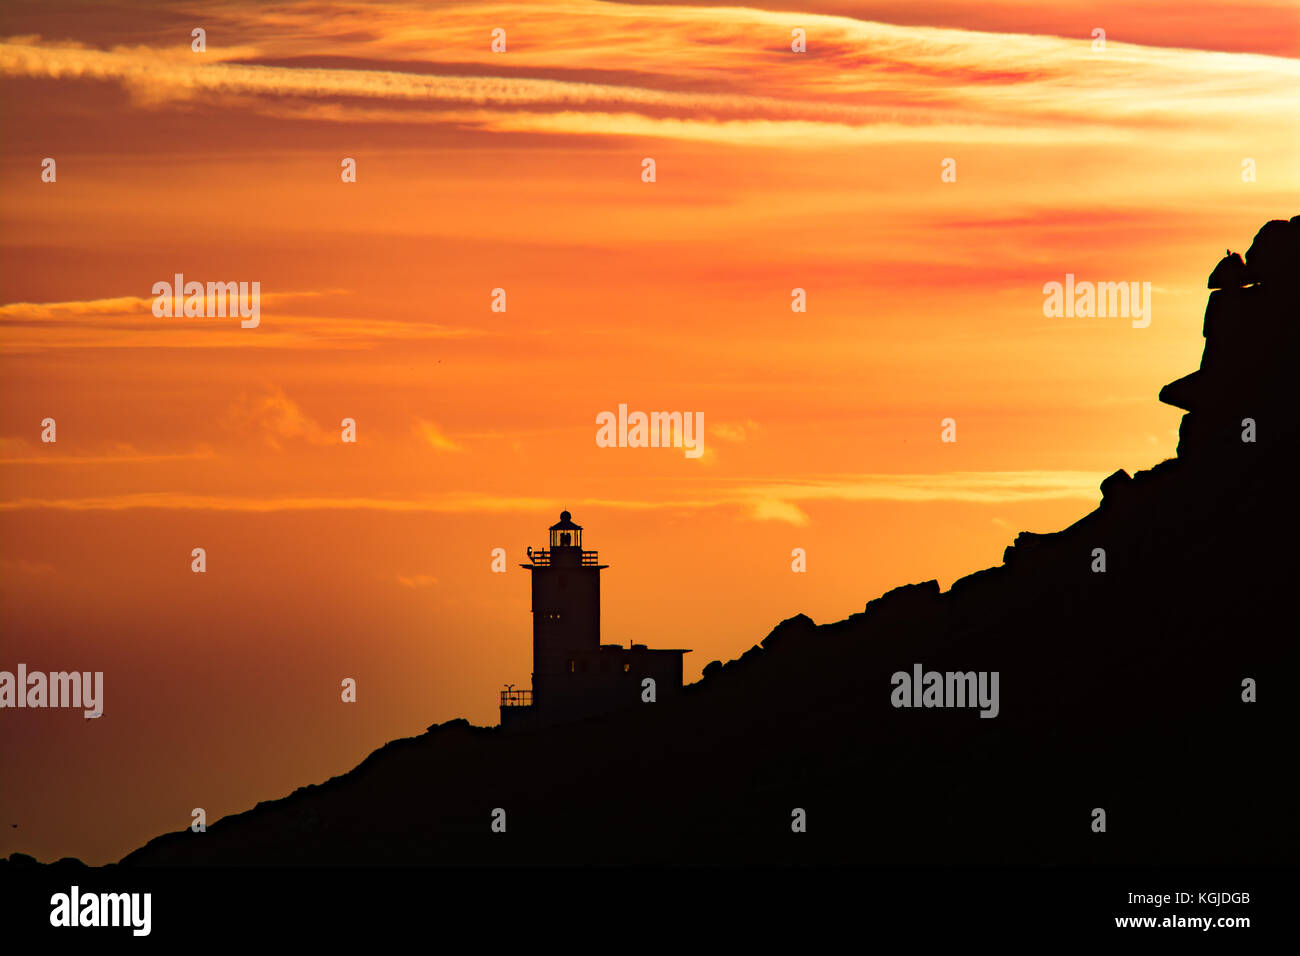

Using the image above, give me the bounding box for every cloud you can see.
[0,471,1103,519]
[0,291,327,321]
[735,471,1104,505]
[744,497,811,526]
[710,420,760,443]
[0,437,217,465]
[413,419,463,453]
[0,293,478,353]
[2,7,1294,148]
[0,492,557,513]
[0,295,157,320]
[224,389,335,449]
[396,573,438,588]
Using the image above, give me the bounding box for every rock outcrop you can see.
[1161,216,1300,459]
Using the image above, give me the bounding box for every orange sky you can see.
[2,0,1297,865]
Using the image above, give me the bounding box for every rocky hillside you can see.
[116,217,1300,866]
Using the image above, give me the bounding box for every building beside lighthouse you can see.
[499,511,690,728]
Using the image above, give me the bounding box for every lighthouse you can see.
[527,510,606,705]
[500,511,690,727]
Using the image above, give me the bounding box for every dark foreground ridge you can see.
[43,219,1300,866]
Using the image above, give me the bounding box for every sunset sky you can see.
[2,0,1297,865]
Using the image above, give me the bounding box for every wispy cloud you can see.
[737,470,1104,504]
[0,437,217,465]
[732,471,1104,525]
[0,292,323,321]
[412,418,464,453]
[3,7,1294,148]
[396,573,438,588]
[710,419,760,443]
[0,471,1103,519]
[0,492,557,513]
[223,388,335,449]
[0,294,479,353]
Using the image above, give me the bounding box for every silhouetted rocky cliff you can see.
[116,218,1299,866]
